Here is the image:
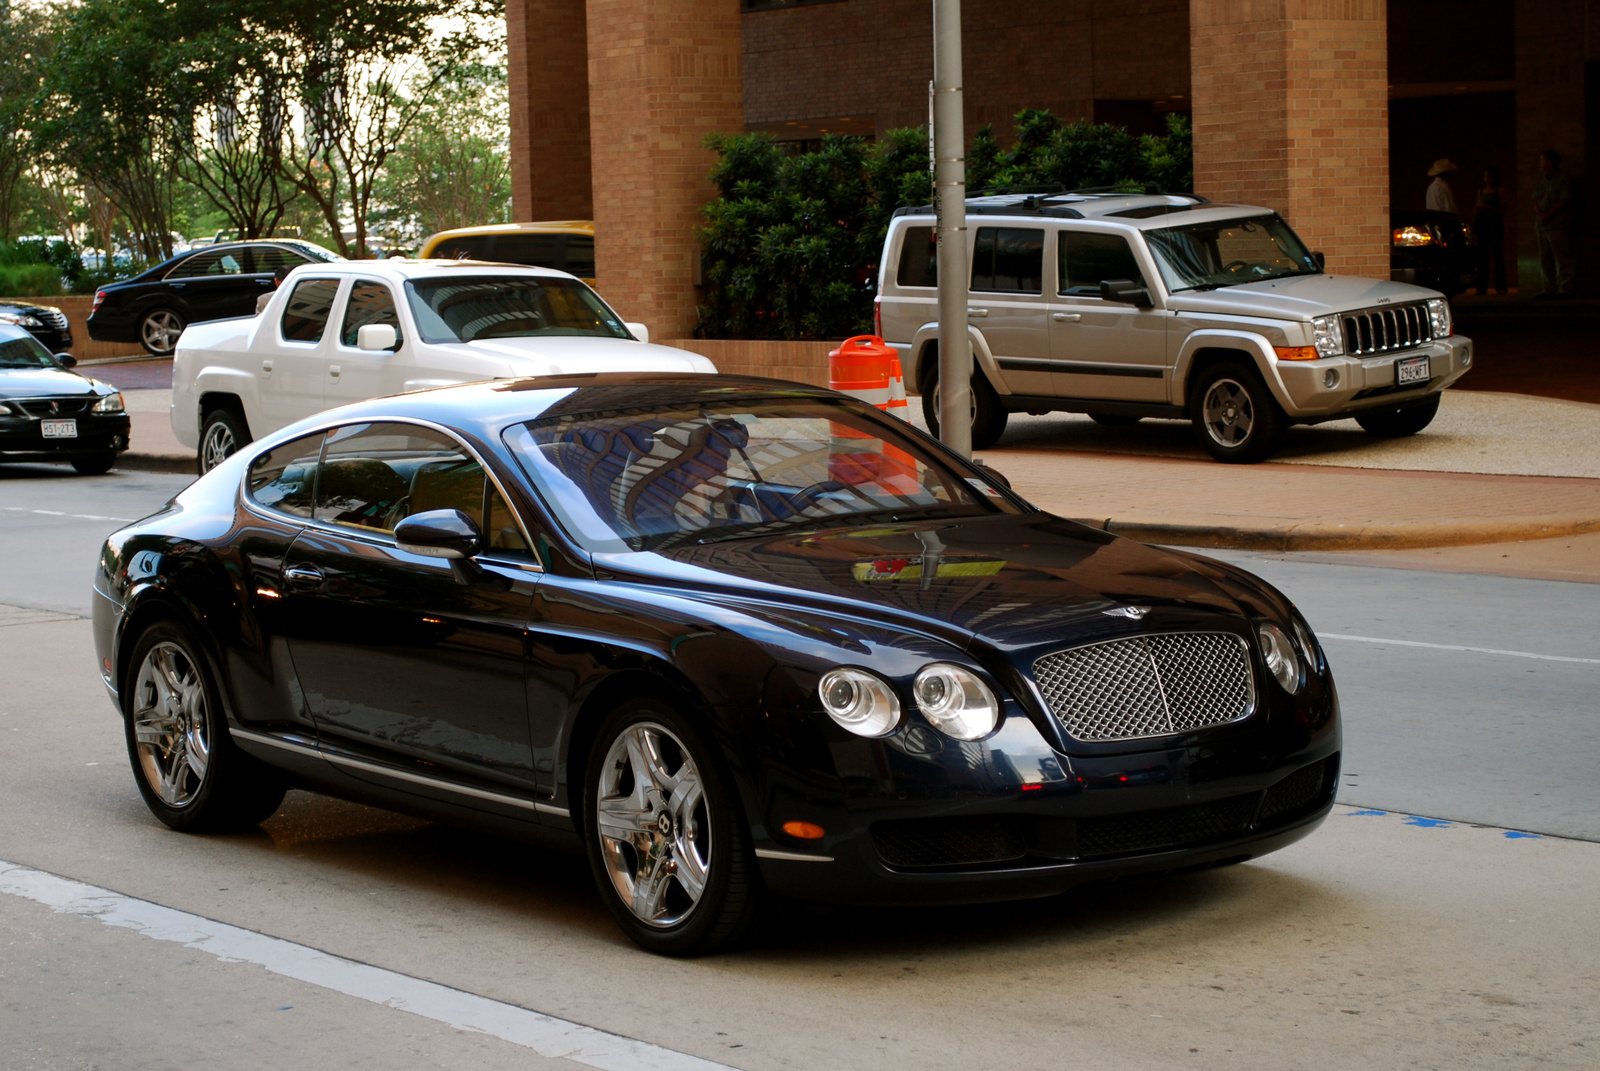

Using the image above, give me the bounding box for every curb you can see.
[115,453,194,475]
[1066,515,1600,551]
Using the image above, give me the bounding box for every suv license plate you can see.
[41,419,77,438]
[1395,355,1431,387]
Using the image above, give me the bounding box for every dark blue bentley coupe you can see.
[93,373,1339,955]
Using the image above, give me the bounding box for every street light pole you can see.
[931,0,971,459]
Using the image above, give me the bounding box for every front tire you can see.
[582,697,759,956]
[1355,394,1441,438]
[1190,360,1286,463]
[122,619,286,832]
[71,453,118,475]
[920,361,1009,450]
[198,409,251,474]
[139,308,185,356]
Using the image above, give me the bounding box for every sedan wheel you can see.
[131,641,210,809]
[139,309,185,356]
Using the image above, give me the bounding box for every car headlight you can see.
[1426,297,1451,338]
[0,312,42,328]
[912,663,1000,741]
[1310,315,1343,358]
[92,392,125,414]
[1256,622,1302,694]
[818,668,902,737]
[1291,616,1323,674]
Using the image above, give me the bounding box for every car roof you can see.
[891,192,1277,229]
[422,220,594,241]
[285,259,580,282]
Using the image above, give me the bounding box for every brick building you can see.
[508,0,1587,338]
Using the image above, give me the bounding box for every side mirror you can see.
[625,322,650,344]
[1099,279,1154,309]
[357,323,398,351]
[54,352,77,368]
[1312,251,1327,272]
[395,509,481,560]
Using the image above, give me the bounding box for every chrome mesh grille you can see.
[1341,303,1433,356]
[1032,632,1254,742]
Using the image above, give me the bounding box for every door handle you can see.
[966,307,989,318]
[260,359,273,376]
[169,283,185,290]
[257,278,272,286]
[1052,312,1081,322]
[283,564,324,589]
[328,365,341,380]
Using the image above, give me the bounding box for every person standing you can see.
[1474,166,1507,295]
[1426,159,1460,215]
[1534,149,1575,298]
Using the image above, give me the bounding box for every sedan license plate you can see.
[1395,355,1431,387]
[40,418,77,438]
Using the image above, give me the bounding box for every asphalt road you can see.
[2,463,1598,1068]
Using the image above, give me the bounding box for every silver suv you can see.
[876,192,1473,461]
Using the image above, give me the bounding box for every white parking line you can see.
[2,507,134,522]
[0,860,736,1071]
[1323,633,1600,666]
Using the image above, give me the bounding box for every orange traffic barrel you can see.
[829,335,899,414]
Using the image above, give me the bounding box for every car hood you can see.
[452,336,718,376]
[1167,274,1441,321]
[593,513,1258,655]
[0,367,100,399]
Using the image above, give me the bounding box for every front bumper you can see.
[1273,334,1471,420]
[0,414,131,460]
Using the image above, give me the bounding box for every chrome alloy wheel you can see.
[1202,377,1255,448]
[200,421,236,472]
[141,310,184,354]
[594,722,711,928]
[131,641,211,808]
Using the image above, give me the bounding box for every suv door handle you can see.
[283,565,324,589]
[966,307,989,318]
[1052,312,1081,322]
[260,359,273,376]
[327,365,341,380]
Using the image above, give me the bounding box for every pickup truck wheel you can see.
[1190,361,1285,463]
[1355,394,1441,438]
[920,366,1009,450]
[198,409,251,475]
[139,309,185,356]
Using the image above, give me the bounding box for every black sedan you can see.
[92,374,1340,955]
[87,239,344,356]
[0,300,73,352]
[1,323,129,474]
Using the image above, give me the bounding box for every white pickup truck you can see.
[171,259,717,472]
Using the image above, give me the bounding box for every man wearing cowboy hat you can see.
[1426,159,1460,215]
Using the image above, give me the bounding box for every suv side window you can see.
[340,280,403,348]
[895,226,938,287]
[1059,231,1147,295]
[247,432,325,518]
[280,278,341,343]
[971,227,1044,294]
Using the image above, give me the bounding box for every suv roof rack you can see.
[890,189,1211,221]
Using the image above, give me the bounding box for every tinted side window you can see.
[562,235,595,278]
[429,237,492,260]
[250,246,310,274]
[247,433,324,518]
[896,226,938,287]
[971,227,1043,293]
[485,484,531,553]
[1059,232,1147,295]
[280,278,341,343]
[167,250,243,279]
[340,280,403,347]
[316,423,485,535]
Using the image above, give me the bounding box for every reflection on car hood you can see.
[452,336,718,376]
[0,367,99,399]
[597,513,1252,653]
[1168,274,1441,321]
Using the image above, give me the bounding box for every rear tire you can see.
[1190,360,1286,463]
[71,453,117,475]
[122,619,286,833]
[1354,394,1441,438]
[139,308,185,357]
[198,409,251,474]
[919,361,1009,450]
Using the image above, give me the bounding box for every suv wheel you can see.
[1190,361,1286,463]
[139,308,185,356]
[198,409,251,474]
[920,364,1009,450]
[1355,394,1440,438]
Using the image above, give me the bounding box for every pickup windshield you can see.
[405,275,632,344]
[1146,214,1320,292]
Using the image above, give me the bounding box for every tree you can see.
[0,4,50,242]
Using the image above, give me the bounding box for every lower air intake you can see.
[871,817,1028,869]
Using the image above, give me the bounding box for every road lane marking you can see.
[1322,633,1600,666]
[2,507,134,523]
[0,860,737,1071]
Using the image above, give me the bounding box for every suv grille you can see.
[1342,303,1433,356]
[1032,632,1254,742]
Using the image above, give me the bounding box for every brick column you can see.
[1190,0,1389,279]
[584,0,743,339]
[508,0,594,220]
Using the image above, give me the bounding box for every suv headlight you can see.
[818,668,902,737]
[1310,315,1343,358]
[92,392,125,414]
[913,663,1000,741]
[1256,623,1302,694]
[1426,298,1451,338]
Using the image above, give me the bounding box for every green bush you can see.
[0,262,63,297]
[697,111,1192,340]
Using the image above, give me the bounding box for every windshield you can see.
[405,275,631,344]
[503,397,1012,553]
[1145,214,1320,292]
[0,333,59,369]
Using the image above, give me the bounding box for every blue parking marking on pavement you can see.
[1345,810,1387,816]
[1402,815,1452,828]
[1504,830,1543,839]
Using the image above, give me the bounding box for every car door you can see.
[279,420,542,794]
[967,226,1053,397]
[1048,228,1170,403]
[164,247,260,323]
[257,276,342,434]
[328,278,407,407]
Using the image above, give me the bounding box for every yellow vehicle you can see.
[417,221,595,284]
